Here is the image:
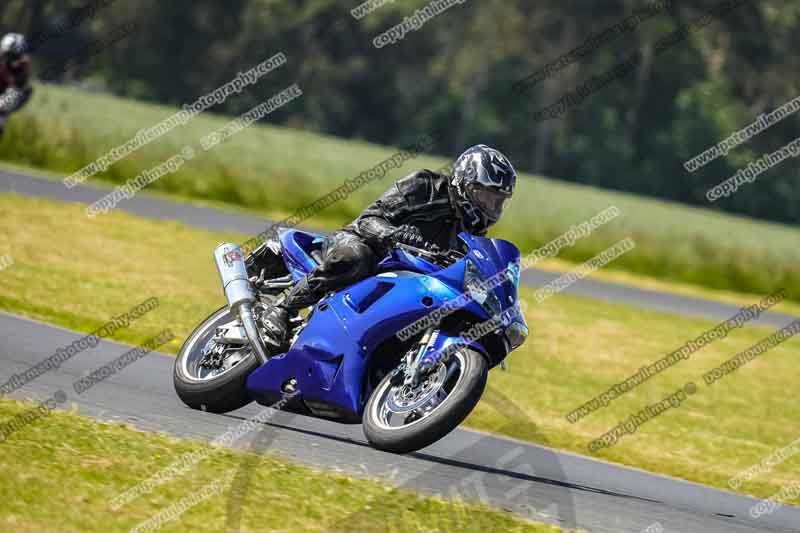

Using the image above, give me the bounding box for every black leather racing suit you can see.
[280,169,480,311]
[0,56,33,135]
[0,56,32,109]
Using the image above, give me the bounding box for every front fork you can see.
[402,328,440,388]
[399,328,493,388]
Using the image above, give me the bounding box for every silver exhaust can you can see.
[213,243,270,364]
[214,243,255,310]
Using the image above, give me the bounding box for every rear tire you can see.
[363,348,488,454]
[173,306,260,413]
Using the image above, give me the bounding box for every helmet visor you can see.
[466,183,511,221]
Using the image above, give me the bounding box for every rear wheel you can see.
[173,306,262,413]
[363,348,488,453]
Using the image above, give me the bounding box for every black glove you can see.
[426,241,442,253]
[390,225,444,256]
[390,224,426,247]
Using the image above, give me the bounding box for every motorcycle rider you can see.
[0,33,33,139]
[261,144,517,347]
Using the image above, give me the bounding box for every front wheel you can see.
[363,348,488,453]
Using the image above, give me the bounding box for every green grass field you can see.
[1,193,797,506]
[0,399,566,533]
[1,84,799,302]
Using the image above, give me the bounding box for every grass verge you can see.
[0,193,797,505]
[4,157,800,318]
[1,84,799,301]
[0,398,565,532]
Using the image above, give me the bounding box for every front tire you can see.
[173,306,261,413]
[363,348,488,454]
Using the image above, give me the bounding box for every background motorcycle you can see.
[174,229,528,453]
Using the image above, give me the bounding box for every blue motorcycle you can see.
[174,229,528,453]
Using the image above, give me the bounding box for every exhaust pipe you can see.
[214,243,269,365]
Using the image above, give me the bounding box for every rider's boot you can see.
[261,304,290,348]
[261,276,321,347]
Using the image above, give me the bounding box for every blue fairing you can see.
[280,229,325,281]
[247,230,524,421]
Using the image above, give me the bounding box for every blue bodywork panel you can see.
[246,229,524,421]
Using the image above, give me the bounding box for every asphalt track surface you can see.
[3,312,799,533]
[2,169,800,532]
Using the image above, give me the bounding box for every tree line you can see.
[3,0,798,226]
